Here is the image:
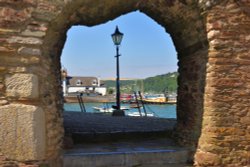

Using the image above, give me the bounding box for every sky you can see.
[61,11,178,79]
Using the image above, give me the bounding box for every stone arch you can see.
[42,0,208,162]
[0,0,249,166]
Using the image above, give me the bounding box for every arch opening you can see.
[61,11,179,146]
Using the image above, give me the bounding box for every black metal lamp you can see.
[111,26,124,45]
[111,26,125,116]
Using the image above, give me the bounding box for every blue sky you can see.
[61,11,177,79]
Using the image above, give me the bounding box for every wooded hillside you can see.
[103,72,178,94]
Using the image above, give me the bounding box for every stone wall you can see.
[0,1,64,166]
[0,0,249,166]
[195,0,250,166]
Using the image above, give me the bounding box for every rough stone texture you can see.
[18,47,41,56]
[195,0,250,166]
[175,49,207,146]
[7,36,43,45]
[5,73,39,98]
[0,104,45,161]
[0,0,249,166]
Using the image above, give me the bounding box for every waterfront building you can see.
[61,69,107,96]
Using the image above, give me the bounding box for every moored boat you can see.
[127,112,155,117]
[142,94,176,104]
[93,105,129,113]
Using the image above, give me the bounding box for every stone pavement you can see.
[63,111,177,141]
[63,112,194,167]
[63,137,193,167]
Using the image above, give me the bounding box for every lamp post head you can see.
[111,26,123,46]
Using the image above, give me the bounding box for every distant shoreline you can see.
[64,95,115,103]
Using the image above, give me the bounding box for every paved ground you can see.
[64,111,176,134]
[63,112,193,166]
[65,138,180,154]
[64,138,193,167]
[64,137,193,167]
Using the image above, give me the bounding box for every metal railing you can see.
[77,93,86,112]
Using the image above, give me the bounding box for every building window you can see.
[92,79,97,86]
[76,79,82,86]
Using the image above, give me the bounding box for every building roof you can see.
[67,76,99,87]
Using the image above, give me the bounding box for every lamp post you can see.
[111,26,125,116]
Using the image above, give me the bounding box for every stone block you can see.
[195,150,221,166]
[7,36,43,45]
[27,22,48,32]
[0,66,6,72]
[18,47,41,56]
[0,104,45,161]
[0,99,8,106]
[207,30,220,40]
[0,83,3,88]
[21,29,46,37]
[0,46,15,52]
[0,28,20,35]
[0,0,36,6]
[5,73,39,98]
[8,67,27,73]
[0,7,31,28]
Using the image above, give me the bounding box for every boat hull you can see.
[142,100,176,105]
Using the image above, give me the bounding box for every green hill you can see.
[143,72,178,93]
[103,72,178,94]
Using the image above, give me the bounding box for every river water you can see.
[64,102,176,119]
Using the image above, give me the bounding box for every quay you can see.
[63,111,176,142]
[63,112,193,167]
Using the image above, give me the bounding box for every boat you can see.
[92,106,114,113]
[120,94,133,103]
[93,105,129,113]
[127,112,155,117]
[130,103,142,108]
[142,94,176,104]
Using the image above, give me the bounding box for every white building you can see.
[62,76,107,96]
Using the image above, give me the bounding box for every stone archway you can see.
[43,0,208,161]
[0,0,249,167]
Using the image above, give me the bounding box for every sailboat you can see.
[93,103,129,113]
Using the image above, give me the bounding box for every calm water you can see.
[64,103,176,119]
